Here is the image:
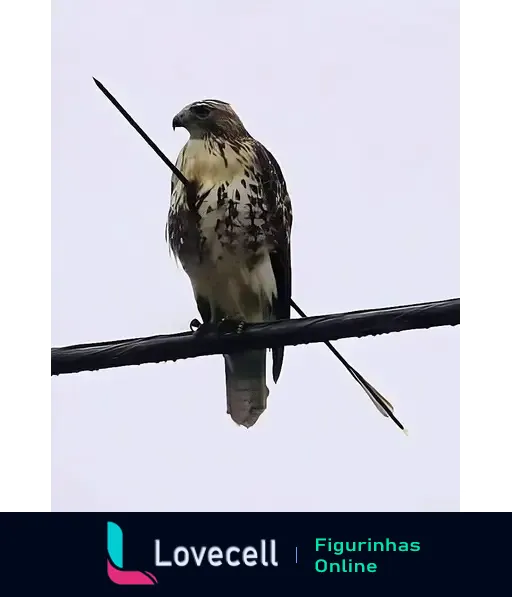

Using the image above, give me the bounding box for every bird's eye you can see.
[190,105,211,119]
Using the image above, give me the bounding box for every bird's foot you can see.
[189,319,217,336]
[218,316,247,335]
[190,317,247,335]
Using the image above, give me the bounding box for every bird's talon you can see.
[190,320,216,336]
[190,318,201,332]
[217,316,246,334]
[218,316,235,334]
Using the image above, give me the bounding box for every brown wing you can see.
[251,140,293,383]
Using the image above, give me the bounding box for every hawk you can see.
[166,100,292,428]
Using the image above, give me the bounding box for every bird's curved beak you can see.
[172,112,184,131]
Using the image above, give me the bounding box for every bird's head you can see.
[172,100,248,140]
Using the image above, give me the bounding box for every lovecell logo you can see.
[107,522,158,585]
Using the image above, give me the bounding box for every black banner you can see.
[1,513,509,592]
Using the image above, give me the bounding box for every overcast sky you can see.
[52,0,459,512]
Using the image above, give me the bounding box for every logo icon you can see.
[107,522,158,585]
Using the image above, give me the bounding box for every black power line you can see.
[52,297,459,377]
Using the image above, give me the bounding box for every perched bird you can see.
[166,100,292,428]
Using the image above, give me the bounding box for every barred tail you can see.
[224,350,269,428]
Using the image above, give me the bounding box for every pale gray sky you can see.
[52,0,459,512]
